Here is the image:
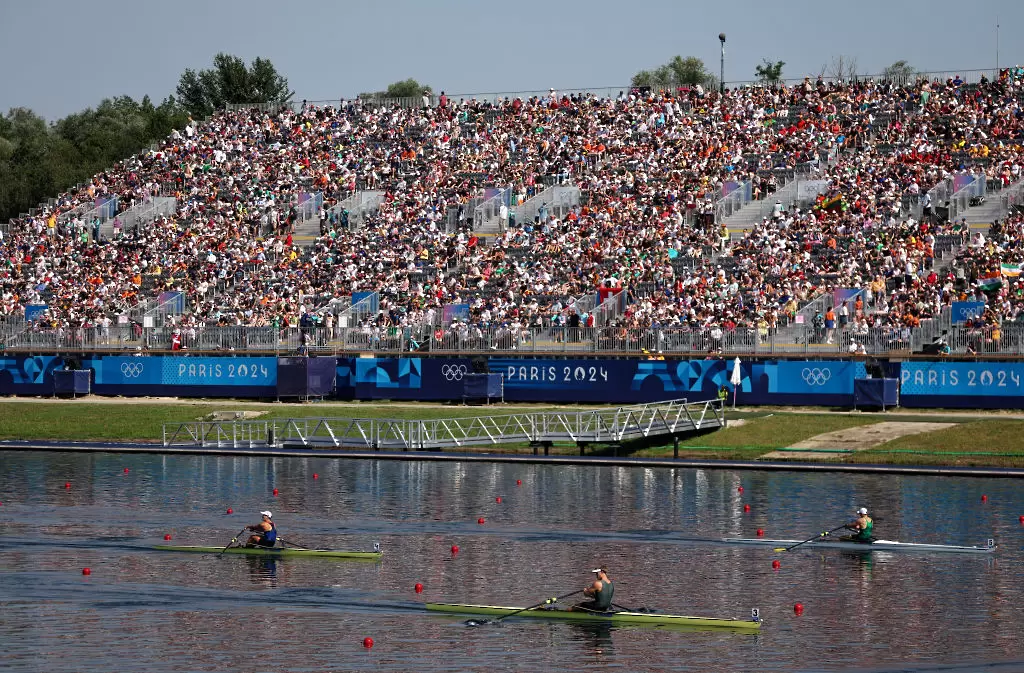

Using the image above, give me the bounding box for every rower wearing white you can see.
[246,511,277,548]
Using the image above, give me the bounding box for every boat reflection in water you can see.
[245,556,278,587]
[566,621,614,656]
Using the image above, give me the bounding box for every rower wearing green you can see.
[574,567,613,612]
[844,507,873,542]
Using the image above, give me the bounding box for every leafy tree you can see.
[360,78,433,101]
[176,53,293,118]
[0,96,189,222]
[754,59,786,84]
[631,56,715,90]
[881,60,916,85]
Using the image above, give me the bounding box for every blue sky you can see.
[2,0,1021,121]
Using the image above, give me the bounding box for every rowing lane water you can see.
[0,450,1021,673]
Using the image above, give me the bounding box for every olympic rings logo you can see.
[801,367,832,386]
[121,362,145,378]
[441,364,468,381]
[955,305,983,320]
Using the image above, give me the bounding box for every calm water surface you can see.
[0,451,1021,673]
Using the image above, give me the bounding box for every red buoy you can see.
[164,534,172,541]
[273,488,279,496]
[313,473,319,479]
[1019,515,1024,523]
[516,479,522,486]
[737,486,744,493]
[64,482,71,489]
[772,560,781,570]
[123,468,129,474]
[495,497,502,503]
[743,504,751,512]
[757,529,764,537]
[362,637,374,649]
[981,495,988,502]
[451,545,459,554]
[226,508,233,514]
[82,568,91,576]
[794,603,804,615]
[414,583,423,594]
[477,517,485,524]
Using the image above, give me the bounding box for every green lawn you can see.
[1,401,1022,468]
[849,420,1024,467]
[0,401,566,442]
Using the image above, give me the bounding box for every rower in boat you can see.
[572,567,614,613]
[246,511,278,548]
[841,507,873,543]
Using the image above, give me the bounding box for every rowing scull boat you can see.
[425,603,761,630]
[153,544,383,560]
[721,538,996,554]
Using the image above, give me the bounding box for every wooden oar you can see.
[466,589,585,626]
[774,525,848,552]
[219,528,249,555]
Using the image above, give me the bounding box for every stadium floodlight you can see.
[719,33,726,95]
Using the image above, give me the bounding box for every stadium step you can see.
[721,176,804,230]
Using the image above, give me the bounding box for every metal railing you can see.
[512,185,581,225]
[1002,179,1024,215]
[293,192,324,222]
[714,181,753,221]
[326,191,385,230]
[18,321,1024,355]
[947,172,987,222]
[0,324,934,355]
[162,397,725,450]
[117,197,177,232]
[472,187,512,233]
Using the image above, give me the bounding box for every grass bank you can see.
[1,400,1021,468]
[850,420,1024,467]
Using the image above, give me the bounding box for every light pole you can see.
[719,33,726,94]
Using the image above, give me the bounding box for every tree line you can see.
[631,54,919,90]
[0,54,293,223]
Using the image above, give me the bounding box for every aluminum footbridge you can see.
[161,398,725,453]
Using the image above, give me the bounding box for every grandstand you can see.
[4,66,1024,357]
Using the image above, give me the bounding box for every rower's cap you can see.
[592,567,607,574]
[260,510,273,518]
[856,507,868,515]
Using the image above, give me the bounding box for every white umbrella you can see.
[730,357,742,409]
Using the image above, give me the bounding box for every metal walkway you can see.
[161,398,725,453]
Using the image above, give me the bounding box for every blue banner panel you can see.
[489,358,859,405]
[0,355,64,394]
[900,361,1024,408]
[92,356,276,387]
[951,301,986,324]
[336,357,474,400]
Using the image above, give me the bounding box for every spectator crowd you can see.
[3,66,1024,352]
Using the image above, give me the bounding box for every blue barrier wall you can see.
[1,354,1022,409]
[899,361,1024,409]
[489,358,863,405]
